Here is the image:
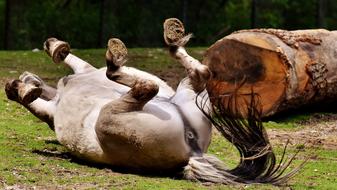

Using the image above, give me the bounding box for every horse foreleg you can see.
[44,38,96,74]
[104,38,148,87]
[102,79,159,114]
[26,98,56,130]
[105,38,174,97]
[95,77,159,148]
[95,78,161,166]
[19,71,57,101]
[5,79,56,130]
[163,18,211,93]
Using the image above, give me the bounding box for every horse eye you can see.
[187,131,194,139]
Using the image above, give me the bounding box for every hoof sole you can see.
[106,38,128,67]
[163,18,185,46]
[44,38,70,63]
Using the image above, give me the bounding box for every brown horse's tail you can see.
[183,91,306,185]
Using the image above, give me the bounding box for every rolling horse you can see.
[4,18,303,185]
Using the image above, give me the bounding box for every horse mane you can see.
[194,85,307,185]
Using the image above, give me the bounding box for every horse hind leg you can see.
[163,18,211,93]
[43,38,96,74]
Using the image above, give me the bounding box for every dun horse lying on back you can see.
[5,18,304,185]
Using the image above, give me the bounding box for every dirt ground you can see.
[268,113,337,150]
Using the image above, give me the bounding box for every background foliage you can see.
[0,0,336,49]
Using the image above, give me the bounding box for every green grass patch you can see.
[264,121,298,129]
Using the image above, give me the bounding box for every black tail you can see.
[192,89,306,185]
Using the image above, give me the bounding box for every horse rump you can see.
[183,88,307,185]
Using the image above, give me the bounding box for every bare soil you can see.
[268,113,337,150]
[156,66,185,88]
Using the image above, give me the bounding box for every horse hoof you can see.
[106,38,128,67]
[5,79,21,102]
[19,84,42,105]
[19,71,43,87]
[44,37,70,63]
[163,18,192,47]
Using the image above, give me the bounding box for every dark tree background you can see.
[0,0,336,50]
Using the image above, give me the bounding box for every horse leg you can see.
[100,78,159,114]
[5,79,56,129]
[105,38,174,96]
[43,38,97,74]
[19,71,57,101]
[95,76,159,149]
[163,18,211,93]
[162,19,213,153]
[93,77,191,169]
[105,38,142,87]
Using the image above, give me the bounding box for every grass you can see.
[0,49,336,189]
